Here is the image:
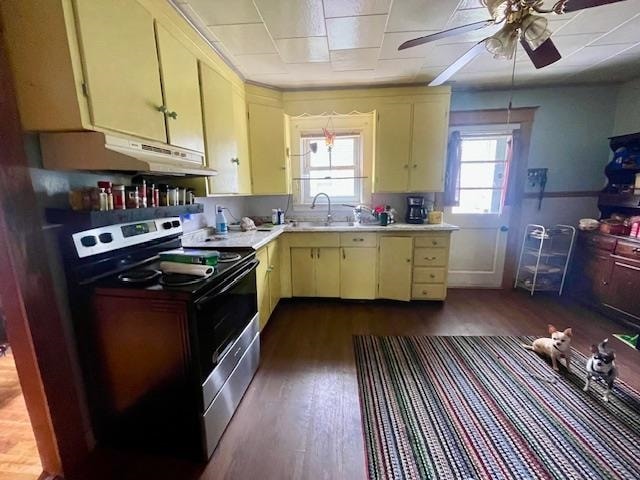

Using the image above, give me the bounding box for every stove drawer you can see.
[202,313,259,410]
[202,331,260,459]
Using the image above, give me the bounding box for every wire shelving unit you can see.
[514,224,576,296]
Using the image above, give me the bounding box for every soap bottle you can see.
[215,206,228,235]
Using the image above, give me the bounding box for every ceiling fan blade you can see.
[428,40,488,86]
[562,0,627,12]
[521,38,561,69]
[398,19,494,50]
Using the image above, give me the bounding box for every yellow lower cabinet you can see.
[267,240,281,314]
[291,248,315,297]
[315,248,340,298]
[256,247,270,330]
[412,284,446,300]
[340,247,377,299]
[378,237,413,301]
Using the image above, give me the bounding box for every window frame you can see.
[296,132,364,207]
[450,124,518,215]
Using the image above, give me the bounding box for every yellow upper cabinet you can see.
[373,94,451,194]
[233,92,252,195]
[248,103,289,195]
[200,63,238,192]
[409,101,449,192]
[155,24,204,153]
[375,104,412,193]
[74,0,167,142]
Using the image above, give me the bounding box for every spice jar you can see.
[147,184,156,208]
[125,186,139,209]
[158,184,168,207]
[112,184,125,210]
[167,187,179,206]
[187,188,195,205]
[178,187,187,205]
[135,180,147,208]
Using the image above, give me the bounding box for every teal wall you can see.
[614,78,640,135]
[451,85,620,193]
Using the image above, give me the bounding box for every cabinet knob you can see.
[425,256,437,261]
[430,274,435,278]
[406,258,411,263]
[413,164,417,169]
[602,280,608,285]
[403,164,409,169]
[266,267,273,273]
[281,166,286,170]
[231,158,240,165]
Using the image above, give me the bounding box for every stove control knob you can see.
[80,235,97,247]
[98,233,113,243]
[172,220,181,228]
[162,221,173,230]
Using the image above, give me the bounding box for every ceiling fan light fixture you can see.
[521,15,552,50]
[486,24,518,59]
[482,0,509,21]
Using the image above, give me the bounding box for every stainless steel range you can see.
[60,217,260,459]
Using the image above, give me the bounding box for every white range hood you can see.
[39,131,217,177]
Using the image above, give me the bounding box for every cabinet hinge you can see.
[247,111,250,120]
[81,82,89,97]
[377,112,380,122]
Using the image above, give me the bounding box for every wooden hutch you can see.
[570,132,640,331]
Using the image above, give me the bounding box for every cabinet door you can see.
[315,248,340,298]
[378,237,413,301]
[374,104,412,192]
[584,252,612,303]
[607,260,640,319]
[256,248,270,330]
[233,91,252,194]
[291,248,315,297]
[200,63,238,193]
[156,25,204,153]
[74,0,166,142]
[267,240,281,314]
[409,101,448,192]
[340,248,377,299]
[248,103,288,194]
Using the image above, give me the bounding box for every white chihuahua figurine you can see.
[584,338,617,402]
[523,324,572,371]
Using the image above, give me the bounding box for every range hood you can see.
[39,131,217,177]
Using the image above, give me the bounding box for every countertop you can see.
[181,222,459,251]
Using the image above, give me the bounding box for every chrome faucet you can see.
[311,192,332,224]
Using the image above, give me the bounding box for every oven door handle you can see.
[195,259,259,308]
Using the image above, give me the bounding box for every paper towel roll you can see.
[160,262,214,277]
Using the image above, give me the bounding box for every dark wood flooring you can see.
[75,290,640,480]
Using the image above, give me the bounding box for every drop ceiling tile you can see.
[552,33,601,57]
[186,0,261,25]
[275,37,330,62]
[379,31,440,59]
[420,42,478,67]
[593,17,640,45]
[209,23,276,55]
[285,62,334,78]
[324,0,392,18]
[376,58,425,76]
[386,0,458,33]
[561,43,631,66]
[331,48,380,71]
[447,7,491,27]
[326,15,387,50]
[174,4,219,42]
[253,0,326,38]
[234,53,288,74]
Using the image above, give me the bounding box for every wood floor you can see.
[76,290,640,480]
[0,350,41,480]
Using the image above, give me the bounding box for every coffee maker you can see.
[406,196,427,224]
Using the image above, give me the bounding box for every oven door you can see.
[194,259,258,389]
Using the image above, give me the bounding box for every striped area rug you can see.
[353,336,640,480]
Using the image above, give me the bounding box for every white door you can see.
[446,128,514,288]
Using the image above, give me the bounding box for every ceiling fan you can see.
[398,0,629,86]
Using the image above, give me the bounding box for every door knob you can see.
[500,225,509,232]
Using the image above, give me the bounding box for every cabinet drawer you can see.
[413,267,446,284]
[414,236,448,248]
[413,248,447,267]
[580,233,616,252]
[614,241,640,261]
[340,232,377,247]
[286,233,340,247]
[412,284,446,300]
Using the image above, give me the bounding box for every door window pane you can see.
[459,162,506,189]
[453,189,503,214]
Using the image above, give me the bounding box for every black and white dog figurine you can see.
[583,339,617,402]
